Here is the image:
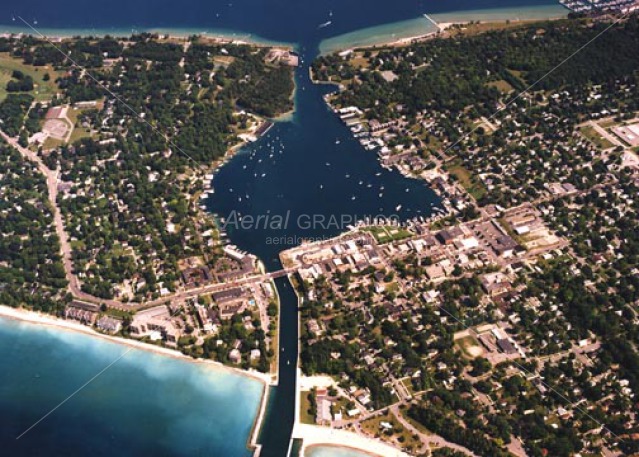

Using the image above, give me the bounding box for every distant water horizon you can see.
[0,1,565,49]
[0,2,567,457]
[320,3,566,54]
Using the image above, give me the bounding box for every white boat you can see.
[396,204,402,211]
[318,20,332,28]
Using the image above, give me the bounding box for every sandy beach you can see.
[0,24,293,50]
[0,304,276,454]
[0,305,274,384]
[319,3,568,55]
[295,424,411,457]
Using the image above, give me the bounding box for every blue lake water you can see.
[0,1,566,456]
[0,317,263,456]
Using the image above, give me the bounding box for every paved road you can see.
[389,403,479,456]
[586,120,625,149]
[0,130,83,298]
[1,129,292,310]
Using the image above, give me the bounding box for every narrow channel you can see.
[206,43,441,457]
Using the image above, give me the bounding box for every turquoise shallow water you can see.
[0,1,566,456]
[320,3,567,54]
[0,317,263,456]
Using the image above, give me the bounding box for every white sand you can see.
[299,374,337,390]
[0,305,273,384]
[294,424,411,457]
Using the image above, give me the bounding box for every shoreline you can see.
[295,424,410,457]
[0,305,273,383]
[0,28,294,455]
[318,3,568,55]
[0,304,272,454]
[0,24,293,49]
[289,275,408,457]
[271,74,298,123]
[323,14,567,54]
[1,6,568,456]
[305,443,381,457]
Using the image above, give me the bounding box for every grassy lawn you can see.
[42,137,65,150]
[506,68,526,86]
[400,377,416,395]
[360,412,390,436]
[446,160,487,200]
[360,411,422,452]
[103,308,132,319]
[486,79,514,93]
[299,390,316,425]
[70,240,86,250]
[67,107,98,144]
[451,20,544,37]
[68,126,93,144]
[0,53,62,102]
[331,396,353,418]
[212,55,235,68]
[455,334,484,359]
[362,225,413,244]
[350,55,371,69]
[579,125,614,150]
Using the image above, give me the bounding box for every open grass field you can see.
[299,390,316,425]
[42,137,65,151]
[66,106,95,143]
[450,19,548,37]
[446,160,487,200]
[212,55,236,68]
[579,125,614,150]
[362,225,413,244]
[0,53,62,102]
[360,411,422,451]
[455,334,484,359]
[486,79,514,93]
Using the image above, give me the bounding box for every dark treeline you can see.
[0,143,67,313]
[314,16,639,120]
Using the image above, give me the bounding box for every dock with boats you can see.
[559,0,639,14]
